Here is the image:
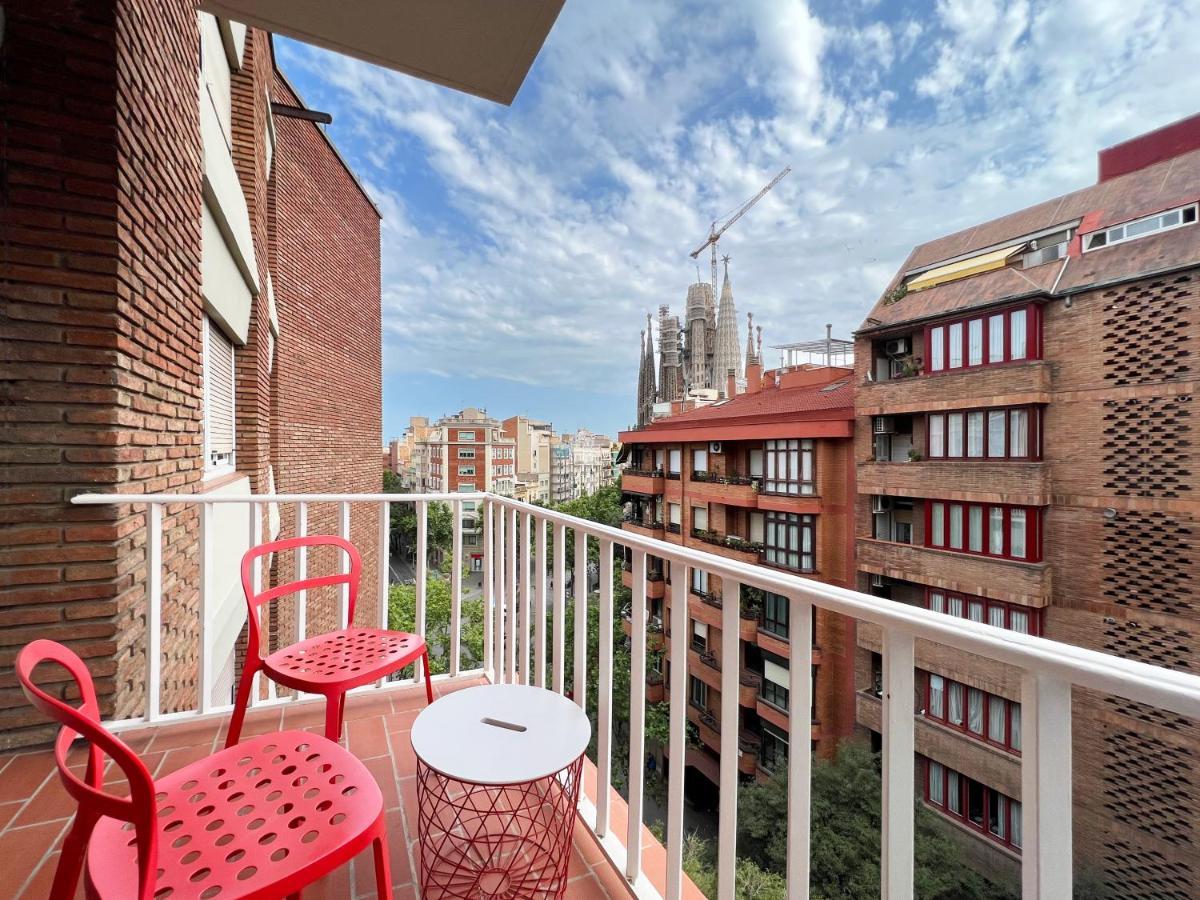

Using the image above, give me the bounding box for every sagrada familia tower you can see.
[636,259,759,427]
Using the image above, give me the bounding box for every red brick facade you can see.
[0,2,381,748]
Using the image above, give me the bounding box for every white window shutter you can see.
[204,316,236,469]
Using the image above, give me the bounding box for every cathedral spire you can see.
[713,256,742,398]
[745,312,758,366]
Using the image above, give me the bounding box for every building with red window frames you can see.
[852,115,1200,891]
[617,333,858,791]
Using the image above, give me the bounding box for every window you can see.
[761,655,789,710]
[926,760,1022,852]
[924,305,1039,372]
[749,449,764,477]
[690,567,709,596]
[668,449,682,476]
[761,592,789,639]
[691,505,708,534]
[691,619,708,652]
[926,589,1042,636]
[689,676,708,709]
[203,316,236,474]
[457,430,476,441]
[763,439,815,495]
[760,724,788,774]
[929,675,945,718]
[926,502,1041,561]
[668,503,681,527]
[692,448,708,475]
[1084,204,1197,251]
[458,465,475,476]
[927,406,1039,460]
[764,512,815,572]
[458,448,476,459]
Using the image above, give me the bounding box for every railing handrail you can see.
[70,489,1200,718]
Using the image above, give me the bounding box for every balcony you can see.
[622,470,665,495]
[9,489,1198,900]
[858,360,1052,417]
[686,472,760,507]
[858,460,1050,507]
[857,537,1052,607]
[690,529,762,565]
[622,517,664,540]
[621,567,667,599]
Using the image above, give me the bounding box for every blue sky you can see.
[277,0,1200,442]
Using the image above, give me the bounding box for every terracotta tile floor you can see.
[0,678,631,899]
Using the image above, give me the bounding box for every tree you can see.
[387,578,485,674]
[736,743,1017,900]
[392,501,454,563]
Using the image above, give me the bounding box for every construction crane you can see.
[690,166,792,296]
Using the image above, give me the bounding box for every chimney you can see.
[726,368,737,400]
[1098,113,1200,182]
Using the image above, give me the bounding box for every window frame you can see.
[923,304,1040,374]
[1083,203,1198,252]
[926,406,1040,460]
[925,501,1042,561]
[762,512,815,573]
[202,315,237,477]
[760,591,789,639]
[926,588,1042,636]
[924,673,1020,754]
[762,439,815,496]
[925,760,1022,852]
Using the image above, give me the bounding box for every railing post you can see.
[787,597,813,900]
[572,529,587,710]
[882,629,915,900]
[378,501,390,632]
[483,499,495,681]
[535,515,547,688]
[596,536,615,837]
[338,501,351,630]
[146,503,163,722]
[249,501,267,703]
[507,507,518,683]
[451,499,463,676]
[717,577,740,900]
[296,501,308,642]
[664,558,689,900]
[552,521,566,694]
[1021,673,1073,899]
[198,501,214,714]
[521,512,532,685]
[626,548,648,882]
[415,500,428,685]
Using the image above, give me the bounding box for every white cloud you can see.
[276,0,1200,422]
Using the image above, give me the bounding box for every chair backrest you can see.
[241,535,362,659]
[16,640,159,899]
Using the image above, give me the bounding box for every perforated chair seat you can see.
[86,731,384,899]
[264,628,427,694]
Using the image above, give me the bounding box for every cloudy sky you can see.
[278,0,1200,441]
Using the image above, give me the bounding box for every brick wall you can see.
[268,72,383,639]
[1,0,205,747]
[0,5,382,749]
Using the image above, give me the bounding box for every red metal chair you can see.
[226,534,433,748]
[17,639,392,900]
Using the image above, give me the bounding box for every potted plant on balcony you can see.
[907,448,922,462]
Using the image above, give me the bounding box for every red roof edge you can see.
[1098,113,1200,183]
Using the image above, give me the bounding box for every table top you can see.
[410,684,591,785]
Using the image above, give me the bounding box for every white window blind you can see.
[764,659,789,688]
[203,316,236,471]
[692,620,708,640]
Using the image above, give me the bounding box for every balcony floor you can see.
[0,678,629,900]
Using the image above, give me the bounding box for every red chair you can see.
[17,639,393,900]
[226,534,433,748]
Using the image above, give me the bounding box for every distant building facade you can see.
[416,408,515,496]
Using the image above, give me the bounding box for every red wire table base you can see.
[415,754,585,900]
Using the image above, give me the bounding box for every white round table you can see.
[411,684,591,899]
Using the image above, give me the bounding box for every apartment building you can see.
[1,7,381,745]
[852,115,1200,892]
[418,408,516,496]
[618,343,858,789]
[550,435,575,504]
[386,415,431,484]
[502,415,553,502]
[572,428,616,498]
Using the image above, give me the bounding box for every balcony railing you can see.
[70,489,1200,900]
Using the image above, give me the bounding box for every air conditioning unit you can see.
[884,337,910,357]
[870,574,888,588]
[873,416,895,435]
[709,442,723,454]
[871,496,892,514]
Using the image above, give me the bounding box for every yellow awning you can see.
[906,244,1024,292]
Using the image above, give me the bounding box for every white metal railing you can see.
[71,490,1200,900]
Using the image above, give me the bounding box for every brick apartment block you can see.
[618,353,859,787]
[853,115,1200,893]
[1,2,382,748]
